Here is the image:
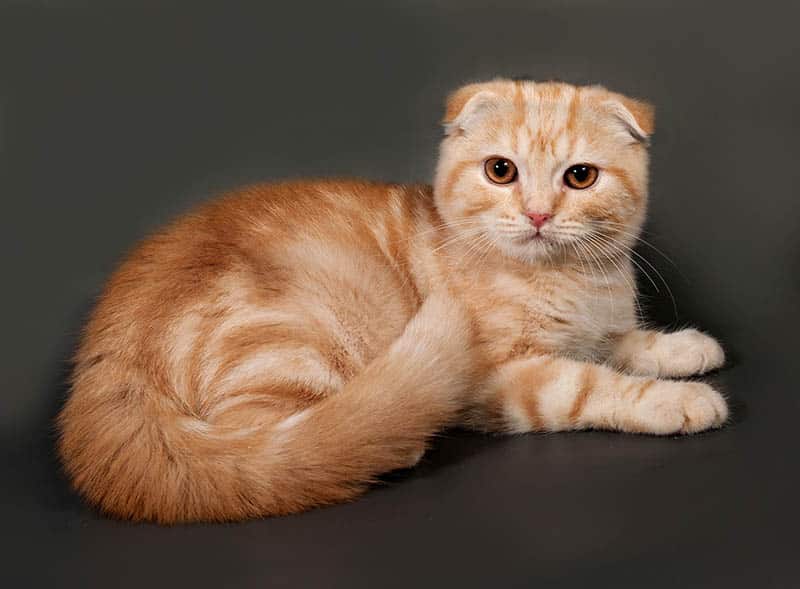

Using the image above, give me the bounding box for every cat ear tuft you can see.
[442,84,498,136]
[603,93,655,143]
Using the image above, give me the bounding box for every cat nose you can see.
[525,212,552,228]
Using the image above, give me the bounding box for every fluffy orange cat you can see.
[58,79,728,523]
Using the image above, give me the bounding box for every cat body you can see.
[58,80,727,522]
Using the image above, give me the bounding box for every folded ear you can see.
[442,83,500,136]
[602,91,655,143]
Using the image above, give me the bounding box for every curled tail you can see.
[58,292,478,523]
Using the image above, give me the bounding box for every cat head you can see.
[434,79,653,265]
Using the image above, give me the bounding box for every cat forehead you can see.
[444,79,654,142]
[444,81,580,122]
[502,85,584,127]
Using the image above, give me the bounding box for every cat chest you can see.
[474,272,620,363]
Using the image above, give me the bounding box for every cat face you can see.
[434,80,653,265]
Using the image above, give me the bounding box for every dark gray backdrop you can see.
[2,1,799,587]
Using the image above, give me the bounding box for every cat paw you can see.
[625,329,725,378]
[630,380,728,434]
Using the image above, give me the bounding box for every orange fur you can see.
[58,80,727,523]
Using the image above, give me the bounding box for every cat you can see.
[57,79,727,523]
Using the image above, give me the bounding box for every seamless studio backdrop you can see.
[2,1,799,587]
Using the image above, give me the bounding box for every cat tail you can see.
[58,290,480,523]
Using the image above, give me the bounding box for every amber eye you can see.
[484,157,518,185]
[564,164,599,189]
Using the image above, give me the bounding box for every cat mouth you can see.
[520,229,580,246]
[518,229,548,243]
[500,227,560,249]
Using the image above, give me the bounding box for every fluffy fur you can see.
[58,79,727,523]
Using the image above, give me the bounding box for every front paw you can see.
[629,380,728,434]
[624,329,725,378]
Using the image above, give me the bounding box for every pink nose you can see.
[525,212,552,228]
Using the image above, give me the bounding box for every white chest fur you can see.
[471,260,637,363]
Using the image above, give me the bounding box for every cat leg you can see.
[465,355,728,435]
[609,328,725,378]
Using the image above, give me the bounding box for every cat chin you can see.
[496,237,563,265]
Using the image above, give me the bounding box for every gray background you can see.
[2,0,799,587]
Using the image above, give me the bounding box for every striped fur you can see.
[58,80,727,523]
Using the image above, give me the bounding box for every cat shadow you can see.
[379,428,499,485]
[15,298,95,519]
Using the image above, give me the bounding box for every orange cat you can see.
[58,79,727,523]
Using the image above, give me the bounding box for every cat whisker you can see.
[588,232,658,291]
[589,231,678,320]
[406,218,483,242]
[574,238,616,315]
[581,233,643,320]
[589,221,679,268]
[568,241,603,313]
[449,231,495,268]
[429,226,487,255]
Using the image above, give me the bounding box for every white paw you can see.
[631,380,728,434]
[625,329,725,378]
[655,329,725,377]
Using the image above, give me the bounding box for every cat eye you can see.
[564,164,599,189]
[484,157,518,185]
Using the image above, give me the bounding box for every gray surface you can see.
[2,0,799,587]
